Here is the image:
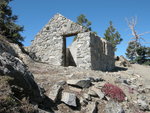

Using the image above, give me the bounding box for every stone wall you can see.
[76,32,92,69]
[68,32,115,71]
[90,33,115,71]
[30,13,86,66]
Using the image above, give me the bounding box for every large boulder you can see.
[0,52,43,103]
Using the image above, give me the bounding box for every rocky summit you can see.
[0,16,150,113]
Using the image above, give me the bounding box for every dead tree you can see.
[126,17,150,57]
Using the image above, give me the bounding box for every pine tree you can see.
[76,14,92,31]
[73,14,94,41]
[0,0,24,45]
[126,41,140,61]
[104,21,122,51]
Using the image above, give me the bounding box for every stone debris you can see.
[67,79,91,88]
[86,77,104,82]
[86,102,98,113]
[137,99,149,111]
[115,77,131,85]
[80,97,88,107]
[48,84,62,102]
[83,93,92,101]
[116,55,131,67]
[56,80,66,86]
[61,92,77,107]
[91,87,105,99]
[88,89,98,97]
[105,101,125,113]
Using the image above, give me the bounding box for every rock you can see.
[0,52,43,103]
[94,78,104,82]
[0,37,17,56]
[93,82,106,88]
[105,101,125,113]
[117,55,131,67]
[69,86,82,93]
[137,99,149,111]
[88,89,98,97]
[115,77,131,85]
[61,92,77,107]
[86,102,98,113]
[48,84,62,102]
[86,77,95,82]
[91,87,105,99]
[56,80,66,86]
[83,93,92,101]
[86,77,104,82]
[80,97,88,106]
[67,79,91,88]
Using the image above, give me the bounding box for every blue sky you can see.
[10,0,150,56]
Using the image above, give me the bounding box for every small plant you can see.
[101,83,126,102]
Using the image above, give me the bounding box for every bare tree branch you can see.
[138,31,150,36]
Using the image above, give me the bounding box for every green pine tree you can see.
[104,21,122,51]
[126,41,140,61]
[76,14,92,31]
[126,41,150,65]
[0,0,24,45]
[73,14,97,41]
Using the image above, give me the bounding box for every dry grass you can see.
[0,75,38,113]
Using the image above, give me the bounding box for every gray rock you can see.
[86,77,104,82]
[115,77,131,85]
[67,79,91,88]
[86,102,98,113]
[88,89,98,97]
[0,52,43,103]
[61,92,77,107]
[83,93,92,101]
[91,87,105,99]
[80,97,88,107]
[105,101,125,113]
[137,99,149,111]
[93,82,106,88]
[56,80,66,86]
[48,84,62,102]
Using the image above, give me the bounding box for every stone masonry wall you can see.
[30,14,86,66]
[68,32,115,71]
[90,33,115,71]
[76,32,92,69]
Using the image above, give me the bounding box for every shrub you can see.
[101,83,125,102]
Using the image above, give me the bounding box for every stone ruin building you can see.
[30,14,115,71]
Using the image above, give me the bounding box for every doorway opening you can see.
[63,35,77,67]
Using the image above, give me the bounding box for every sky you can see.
[10,0,150,56]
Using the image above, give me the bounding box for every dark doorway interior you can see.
[63,35,77,67]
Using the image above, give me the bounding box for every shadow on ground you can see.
[110,66,128,72]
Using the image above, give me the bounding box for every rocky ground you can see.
[0,37,150,113]
[27,60,150,113]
